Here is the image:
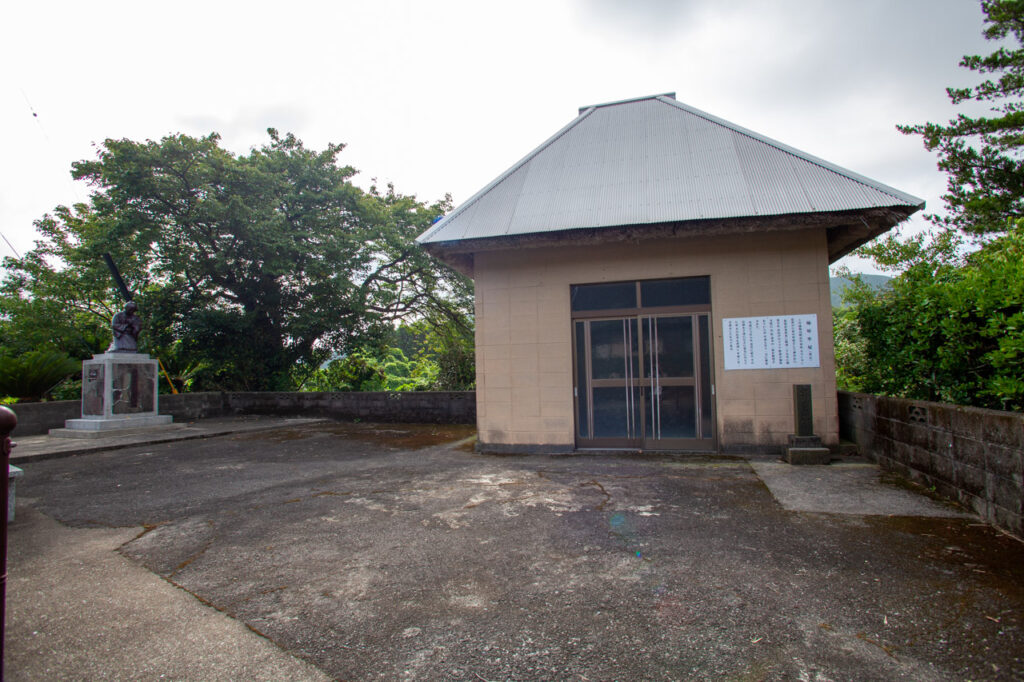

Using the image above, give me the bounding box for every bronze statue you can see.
[108,301,141,352]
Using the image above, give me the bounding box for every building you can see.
[417,93,923,453]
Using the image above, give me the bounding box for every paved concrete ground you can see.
[6,421,1024,680]
[748,461,971,517]
[6,507,328,681]
[10,415,329,462]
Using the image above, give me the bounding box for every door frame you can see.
[637,312,715,451]
[571,285,717,452]
[573,316,642,450]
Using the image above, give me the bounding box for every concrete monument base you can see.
[51,420,180,438]
[784,447,832,465]
[784,434,831,465]
[56,352,173,436]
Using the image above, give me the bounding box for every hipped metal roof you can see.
[418,94,923,265]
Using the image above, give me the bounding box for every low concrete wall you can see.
[839,391,1023,536]
[158,392,230,421]
[8,391,476,436]
[223,391,476,424]
[3,400,81,436]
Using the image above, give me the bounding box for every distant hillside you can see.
[830,274,891,307]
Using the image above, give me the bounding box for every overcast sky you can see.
[0,0,995,274]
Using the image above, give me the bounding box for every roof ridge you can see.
[655,96,924,208]
[416,106,598,244]
[577,92,676,115]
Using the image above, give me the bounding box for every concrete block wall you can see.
[225,391,476,424]
[839,391,1023,535]
[7,391,476,436]
[159,392,229,421]
[2,400,81,436]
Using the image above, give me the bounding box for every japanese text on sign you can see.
[722,314,819,370]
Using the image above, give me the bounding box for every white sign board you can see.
[723,314,819,370]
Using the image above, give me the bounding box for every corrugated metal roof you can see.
[417,94,924,245]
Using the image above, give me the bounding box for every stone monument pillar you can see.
[784,384,830,465]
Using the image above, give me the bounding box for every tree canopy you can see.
[898,0,1024,235]
[836,222,1024,410]
[1,130,472,392]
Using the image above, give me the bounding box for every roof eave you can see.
[824,203,923,262]
[420,243,475,278]
[419,205,922,271]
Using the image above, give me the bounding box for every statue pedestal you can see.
[54,353,173,435]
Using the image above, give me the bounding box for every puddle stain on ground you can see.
[233,421,477,449]
[860,514,1024,662]
[867,515,1024,596]
[878,471,968,512]
[232,428,312,443]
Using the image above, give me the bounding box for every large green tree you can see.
[898,0,1024,235]
[1,130,471,391]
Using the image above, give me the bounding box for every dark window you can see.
[574,321,589,439]
[592,387,631,438]
[698,315,712,437]
[589,319,638,380]
[570,281,637,312]
[640,276,710,308]
[647,316,694,378]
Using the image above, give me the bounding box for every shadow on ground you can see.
[10,421,1024,680]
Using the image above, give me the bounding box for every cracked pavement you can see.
[7,421,1024,680]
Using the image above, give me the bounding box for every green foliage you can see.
[307,351,387,392]
[379,347,437,391]
[50,378,83,401]
[1,130,471,391]
[303,312,476,393]
[0,204,115,360]
[432,340,475,391]
[832,305,869,393]
[154,342,209,394]
[0,350,81,402]
[837,223,1024,409]
[305,347,438,392]
[388,318,475,391]
[427,327,474,391]
[898,0,1024,235]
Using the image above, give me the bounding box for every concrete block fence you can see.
[839,391,1023,536]
[8,391,476,436]
[3,400,82,437]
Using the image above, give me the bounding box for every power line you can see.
[20,89,49,141]
[0,230,21,259]
[20,89,86,205]
[7,89,90,261]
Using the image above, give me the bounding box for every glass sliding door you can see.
[572,277,716,451]
[574,317,641,447]
[639,314,711,448]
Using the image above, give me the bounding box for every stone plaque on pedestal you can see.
[54,353,173,436]
[785,383,830,465]
[793,384,814,437]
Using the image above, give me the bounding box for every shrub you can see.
[0,351,81,402]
